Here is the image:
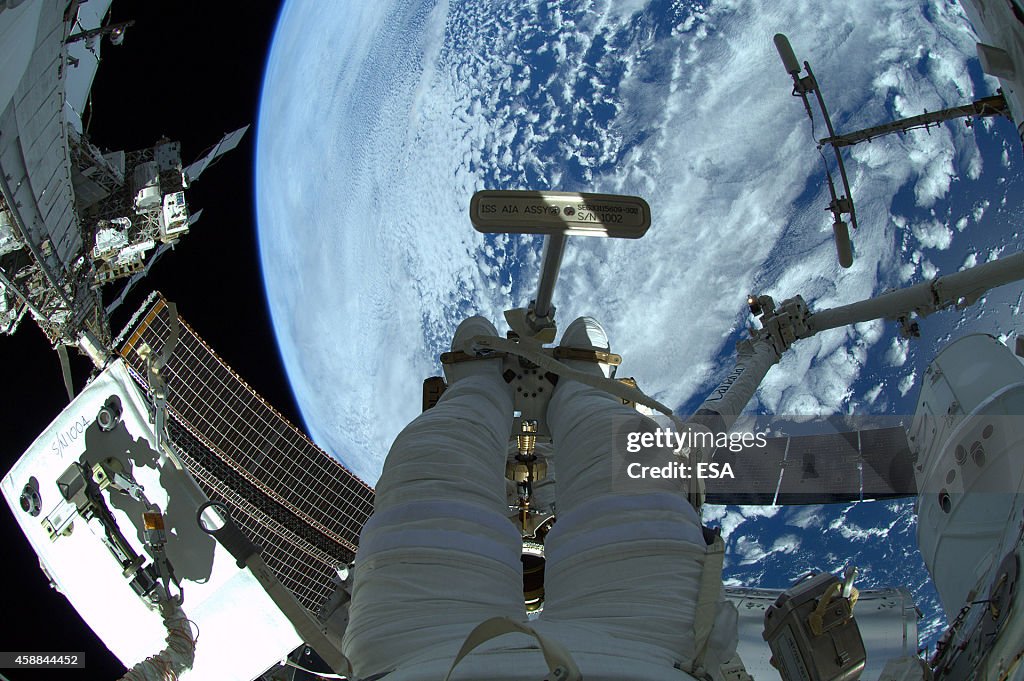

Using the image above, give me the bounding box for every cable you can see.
[282,658,348,679]
[117,600,196,681]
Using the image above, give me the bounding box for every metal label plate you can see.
[470,190,651,238]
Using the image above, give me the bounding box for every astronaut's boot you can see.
[442,315,505,384]
[558,316,615,379]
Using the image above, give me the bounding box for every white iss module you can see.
[1,359,301,681]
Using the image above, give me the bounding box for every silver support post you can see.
[688,336,782,435]
[819,94,1009,148]
[803,60,858,232]
[532,233,566,323]
[808,251,1024,332]
[688,250,1024,433]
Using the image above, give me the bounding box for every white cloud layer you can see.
[256,0,986,483]
[703,504,782,540]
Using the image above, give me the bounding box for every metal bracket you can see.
[748,294,811,356]
[137,302,180,454]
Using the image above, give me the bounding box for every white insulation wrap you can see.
[343,370,737,681]
[118,600,195,681]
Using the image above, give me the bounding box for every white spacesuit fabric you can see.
[537,377,737,677]
[342,364,737,681]
[343,372,526,677]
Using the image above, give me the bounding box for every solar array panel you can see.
[119,296,374,613]
[165,420,344,612]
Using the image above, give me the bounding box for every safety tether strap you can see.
[442,616,582,681]
[686,533,726,678]
[471,335,682,427]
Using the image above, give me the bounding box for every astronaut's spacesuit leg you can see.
[537,317,737,675]
[342,321,526,679]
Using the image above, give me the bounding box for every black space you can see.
[1,2,291,678]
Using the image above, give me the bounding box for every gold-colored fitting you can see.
[517,419,538,457]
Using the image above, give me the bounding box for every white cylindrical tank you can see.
[908,334,1024,619]
[132,161,161,210]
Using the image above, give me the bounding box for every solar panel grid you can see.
[118,296,375,613]
[165,421,344,611]
[121,302,374,529]
[163,418,355,560]
[149,339,371,547]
